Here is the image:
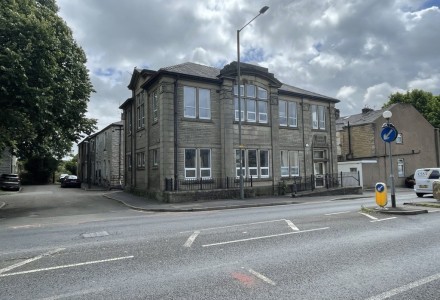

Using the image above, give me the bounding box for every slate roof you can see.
[279,83,339,102]
[336,104,398,129]
[160,62,220,80]
[158,62,339,102]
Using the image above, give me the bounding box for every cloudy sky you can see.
[57,0,440,133]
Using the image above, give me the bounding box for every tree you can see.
[23,155,58,184]
[0,0,96,161]
[64,154,78,175]
[384,89,440,128]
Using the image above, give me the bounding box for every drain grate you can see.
[81,231,109,238]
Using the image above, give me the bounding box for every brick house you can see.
[120,62,340,201]
[336,103,440,188]
[78,121,124,189]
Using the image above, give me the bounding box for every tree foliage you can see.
[23,155,58,184]
[64,154,77,175]
[0,0,96,161]
[384,89,440,128]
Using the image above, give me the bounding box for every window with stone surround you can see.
[234,85,268,124]
[184,148,211,179]
[281,150,300,177]
[184,86,211,120]
[235,149,270,178]
[311,105,326,130]
[279,100,298,127]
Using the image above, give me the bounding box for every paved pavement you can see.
[100,187,431,214]
[0,186,432,215]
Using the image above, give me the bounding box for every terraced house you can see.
[120,62,340,201]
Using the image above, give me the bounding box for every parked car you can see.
[413,168,440,197]
[59,173,69,183]
[405,174,415,188]
[0,173,21,191]
[61,175,81,188]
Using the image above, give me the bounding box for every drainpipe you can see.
[174,76,179,190]
[301,98,307,179]
[347,121,352,159]
[328,104,334,174]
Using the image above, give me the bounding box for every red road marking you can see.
[231,272,255,287]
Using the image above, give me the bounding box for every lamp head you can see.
[260,6,269,14]
[382,110,392,119]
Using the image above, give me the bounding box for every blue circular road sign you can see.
[376,183,385,192]
[381,126,398,142]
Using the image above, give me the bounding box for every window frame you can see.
[396,133,403,144]
[312,104,326,130]
[280,150,300,177]
[184,149,197,179]
[199,149,211,178]
[234,84,269,124]
[184,86,211,120]
[152,149,158,167]
[397,158,405,177]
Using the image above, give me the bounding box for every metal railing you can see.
[283,171,360,194]
[165,176,254,191]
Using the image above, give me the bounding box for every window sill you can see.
[182,118,213,123]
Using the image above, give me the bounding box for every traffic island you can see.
[361,205,428,215]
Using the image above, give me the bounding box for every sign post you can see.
[381,110,398,208]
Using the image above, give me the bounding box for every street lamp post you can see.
[383,110,396,208]
[237,5,269,200]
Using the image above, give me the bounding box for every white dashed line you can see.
[285,219,300,231]
[247,268,276,286]
[202,227,329,247]
[359,212,378,220]
[366,272,440,300]
[325,211,351,216]
[184,231,200,247]
[0,248,65,275]
[370,217,397,222]
[0,256,134,277]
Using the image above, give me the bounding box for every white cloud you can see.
[363,83,406,109]
[55,0,440,133]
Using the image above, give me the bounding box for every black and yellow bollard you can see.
[375,182,388,207]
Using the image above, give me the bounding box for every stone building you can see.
[0,148,18,174]
[120,62,340,201]
[336,103,440,188]
[78,121,124,189]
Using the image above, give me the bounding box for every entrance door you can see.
[314,162,326,188]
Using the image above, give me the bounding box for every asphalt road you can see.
[1,185,440,299]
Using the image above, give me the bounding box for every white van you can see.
[413,168,440,197]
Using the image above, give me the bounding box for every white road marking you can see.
[183,231,200,247]
[366,272,440,300]
[325,211,351,216]
[202,227,329,247]
[0,256,134,277]
[247,268,276,286]
[370,217,397,222]
[11,224,42,229]
[359,212,378,220]
[285,219,300,231]
[0,248,65,275]
[180,219,288,233]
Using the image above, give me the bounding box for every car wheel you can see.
[416,193,425,198]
